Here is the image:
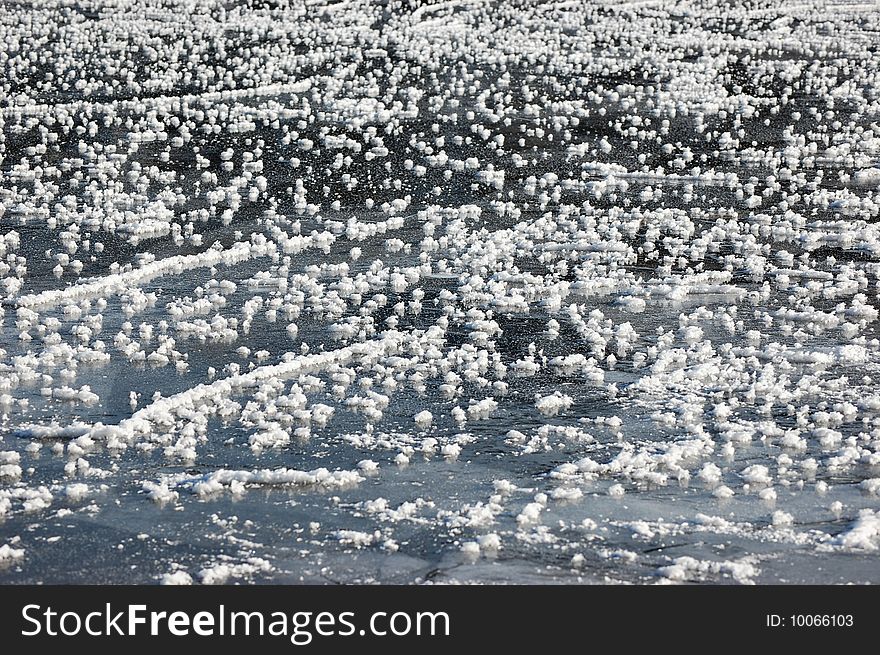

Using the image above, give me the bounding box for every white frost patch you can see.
[141,481,179,504]
[81,332,408,450]
[182,467,364,496]
[160,571,194,585]
[516,502,544,526]
[460,541,480,557]
[198,558,272,584]
[357,459,379,474]
[0,464,22,480]
[739,464,772,485]
[535,391,574,417]
[0,544,25,562]
[64,483,90,502]
[657,556,760,584]
[771,510,794,526]
[334,530,380,548]
[698,462,722,484]
[17,241,276,309]
[478,533,502,551]
[414,410,433,427]
[608,484,626,497]
[713,486,735,499]
[466,397,498,420]
[829,510,880,551]
[1,486,54,514]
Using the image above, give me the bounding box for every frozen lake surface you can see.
[2,0,880,584]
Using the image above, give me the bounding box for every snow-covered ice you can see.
[0,0,879,585]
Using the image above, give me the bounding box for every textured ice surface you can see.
[1,0,880,584]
